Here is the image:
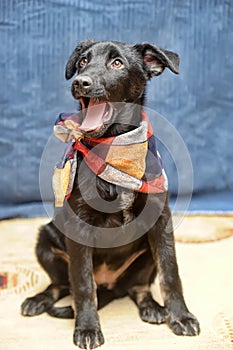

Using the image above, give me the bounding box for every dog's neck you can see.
[101,100,144,138]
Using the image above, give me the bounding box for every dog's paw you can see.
[73,328,104,349]
[21,294,52,316]
[139,301,166,324]
[167,311,200,336]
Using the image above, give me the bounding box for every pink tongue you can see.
[79,100,106,132]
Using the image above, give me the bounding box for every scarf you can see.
[52,111,168,207]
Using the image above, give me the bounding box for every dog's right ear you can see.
[65,39,94,80]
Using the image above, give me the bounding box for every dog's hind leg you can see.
[128,285,166,324]
[21,284,70,316]
[21,222,70,317]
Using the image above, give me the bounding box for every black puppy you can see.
[21,40,200,349]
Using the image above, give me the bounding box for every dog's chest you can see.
[93,248,146,289]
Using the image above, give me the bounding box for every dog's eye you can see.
[111,59,124,69]
[79,57,88,68]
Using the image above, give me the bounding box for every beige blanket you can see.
[0,217,232,350]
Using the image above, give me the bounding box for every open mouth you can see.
[78,97,113,136]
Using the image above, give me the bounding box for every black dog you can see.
[21,40,200,349]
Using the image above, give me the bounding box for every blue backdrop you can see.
[0,0,232,218]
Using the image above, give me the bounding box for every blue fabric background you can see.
[0,0,232,218]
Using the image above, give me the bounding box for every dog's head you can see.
[65,40,179,137]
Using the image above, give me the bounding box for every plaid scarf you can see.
[52,111,168,207]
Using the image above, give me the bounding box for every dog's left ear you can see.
[134,43,180,78]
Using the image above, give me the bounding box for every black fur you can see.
[21,40,200,349]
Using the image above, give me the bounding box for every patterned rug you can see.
[0,217,233,350]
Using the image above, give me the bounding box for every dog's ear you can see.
[134,43,180,77]
[65,39,95,80]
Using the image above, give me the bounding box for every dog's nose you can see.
[73,76,93,93]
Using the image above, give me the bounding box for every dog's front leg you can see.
[66,237,104,349]
[148,206,200,336]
